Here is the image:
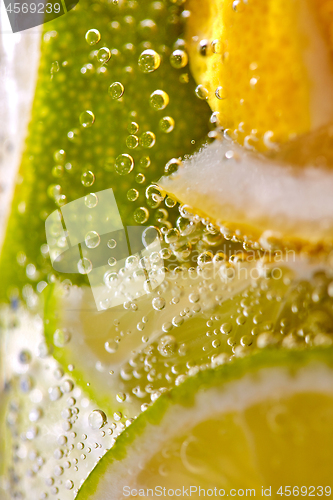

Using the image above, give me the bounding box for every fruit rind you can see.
[76,347,333,500]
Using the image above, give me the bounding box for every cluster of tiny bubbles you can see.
[85,28,101,45]
[81,170,95,187]
[88,410,107,430]
[85,231,101,249]
[195,84,209,100]
[134,207,150,224]
[97,47,111,63]
[77,257,93,274]
[157,335,178,357]
[164,157,182,175]
[150,90,169,110]
[170,49,188,69]
[108,82,125,100]
[126,134,139,149]
[140,131,156,149]
[159,116,175,133]
[79,110,95,128]
[115,154,134,175]
[127,188,139,201]
[138,49,161,73]
[84,193,99,208]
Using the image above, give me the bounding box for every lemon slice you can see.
[186,0,333,149]
[159,135,333,251]
[76,348,333,500]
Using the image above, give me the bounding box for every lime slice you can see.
[76,348,333,499]
[43,257,333,416]
[185,0,333,149]
[0,0,210,303]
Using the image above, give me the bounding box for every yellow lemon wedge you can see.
[186,0,333,149]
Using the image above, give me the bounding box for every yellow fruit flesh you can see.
[139,393,333,495]
[186,0,333,149]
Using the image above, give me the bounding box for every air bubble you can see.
[170,49,188,69]
[164,158,182,175]
[159,116,175,133]
[105,340,118,353]
[126,135,139,149]
[128,122,139,134]
[195,84,209,100]
[88,410,107,430]
[134,207,149,224]
[107,239,117,249]
[140,131,156,148]
[150,90,169,110]
[108,257,117,267]
[215,86,226,99]
[85,231,100,249]
[78,258,93,274]
[138,49,161,73]
[97,47,111,63]
[53,329,71,347]
[152,296,166,311]
[84,193,98,208]
[115,154,134,175]
[127,188,139,201]
[81,170,95,187]
[109,82,125,99]
[85,29,101,45]
[79,110,95,128]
